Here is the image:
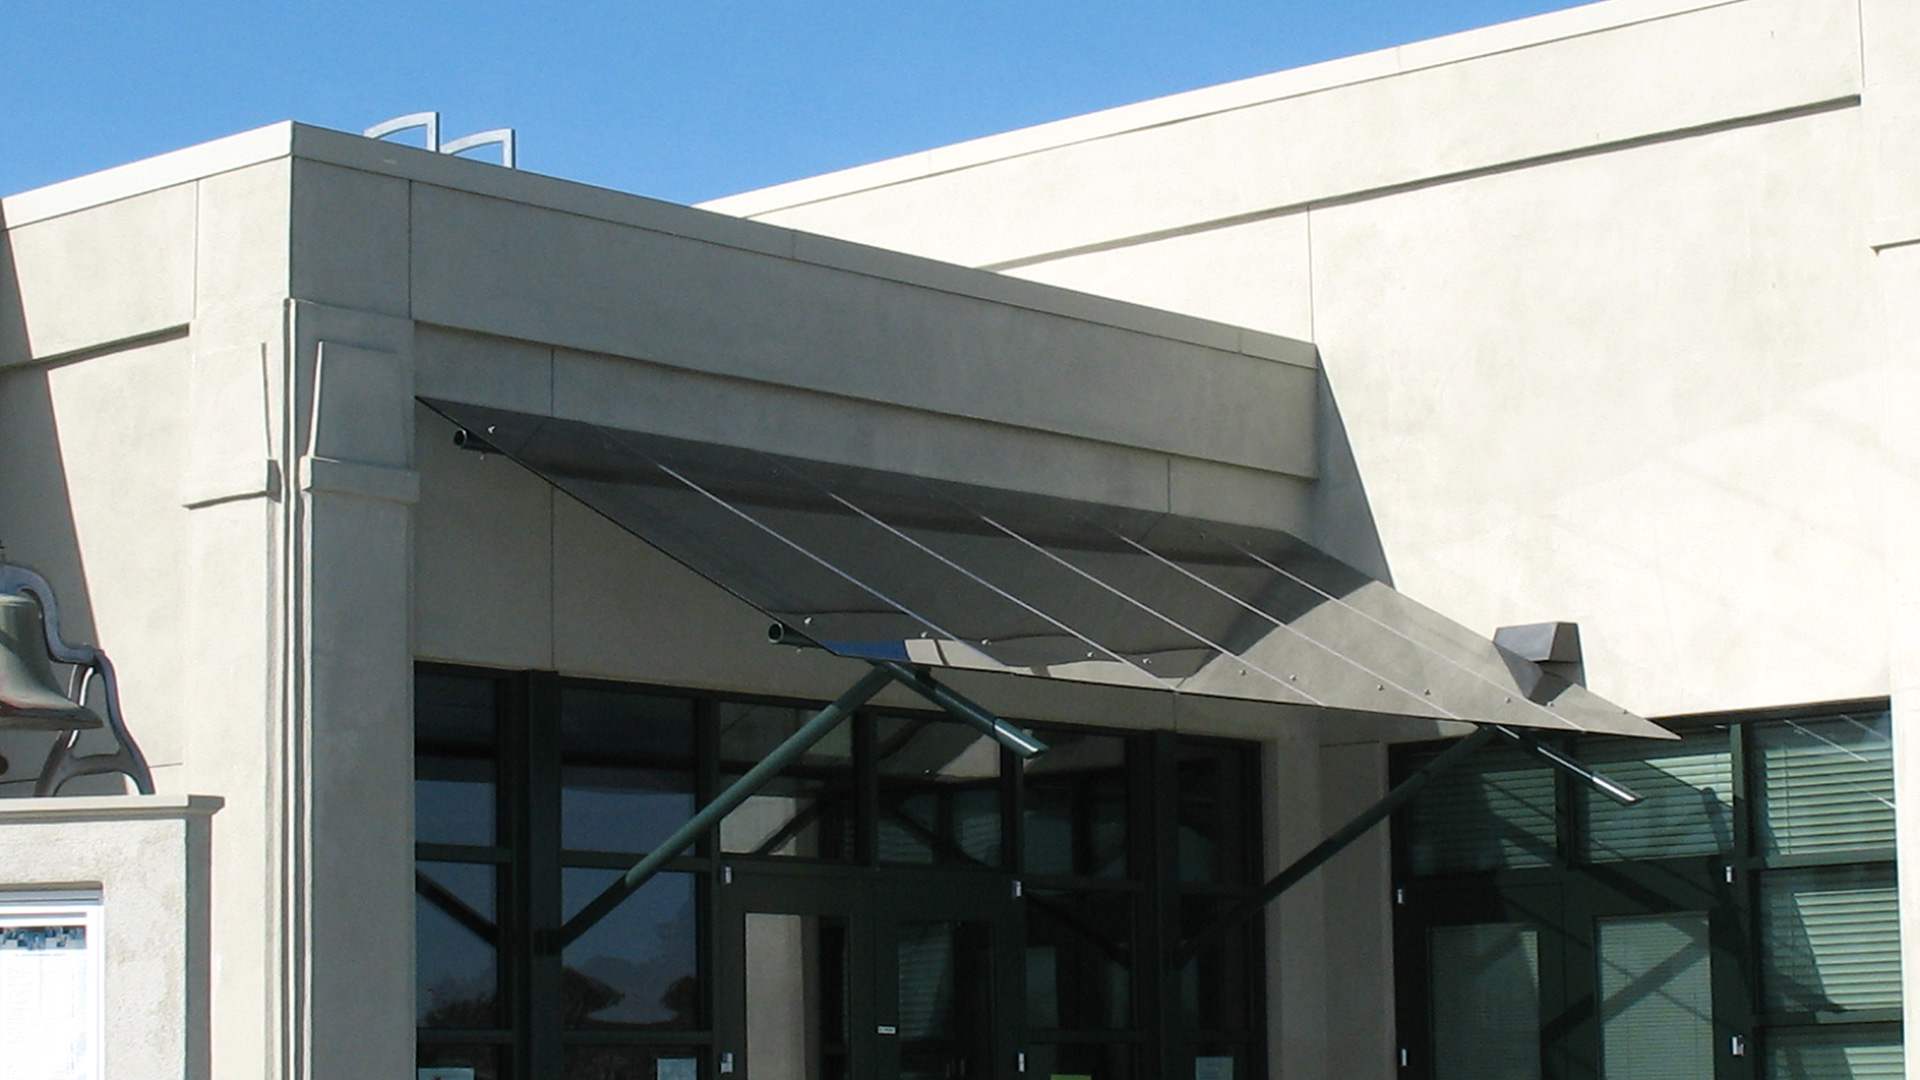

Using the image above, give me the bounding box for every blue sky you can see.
[5,1,1590,205]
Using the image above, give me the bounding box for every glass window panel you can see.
[1756,713,1895,856]
[1026,890,1132,1030]
[416,673,499,847]
[1191,1046,1250,1080]
[418,1042,508,1080]
[896,921,994,1080]
[1024,1042,1133,1080]
[1177,898,1252,1031]
[1404,746,1557,875]
[1023,731,1129,879]
[744,914,848,1080]
[876,714,1003,867]
[1598,913,1713,1080]
[1581,730,1733,861]
[1429,923,1541,1080]
[561,869,699,1031]
[416,861,500,1028]
[1762,865,1902,1018]
[1764,1029,1905,1080]
[1177,741,1255,884]
[718,702,856,859]
[561,687,696,855]
[563,1045,704,1080]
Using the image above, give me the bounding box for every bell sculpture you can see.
[0,562,154,796]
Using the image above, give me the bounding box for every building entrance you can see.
[715,866,1020,1080]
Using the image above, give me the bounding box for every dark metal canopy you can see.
[421,398,1672,740]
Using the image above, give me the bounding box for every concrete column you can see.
[283,301,418,1080]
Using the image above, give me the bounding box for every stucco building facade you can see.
[0,0,1912,1078]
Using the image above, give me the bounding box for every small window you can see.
[1403,746,1557,875]
[1581,729,1733,862]
[1755,712,1895,857]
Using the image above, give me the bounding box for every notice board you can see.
[0,893,102,1080]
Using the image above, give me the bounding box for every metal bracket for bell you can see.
[0,563,155,796]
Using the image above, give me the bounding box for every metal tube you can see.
[551,664,898,950]
[872,660,1047,759]
[1492,725,1644,805]
[1170,724,1500,969]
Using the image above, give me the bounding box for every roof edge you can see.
[2,122,295,227]
[699,0,1741,218]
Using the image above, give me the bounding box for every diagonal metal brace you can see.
[549,659,1047,951]
[551,665,895,951]
[1168,725,1499,969]
[1168,723,1644,969]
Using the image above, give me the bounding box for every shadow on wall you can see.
[1308,365,1393,587]
[0,208,104,796]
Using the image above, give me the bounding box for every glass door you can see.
[717,868,1019,1080]
[717,871,873,1080]
[1571,862,1747,1080]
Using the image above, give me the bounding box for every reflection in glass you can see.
[897,921,993,1080]
[415,674,499,847]
[719,703,856,858]
[1178,742,1254,884]
[746,914,849,1080]
[1582,730,1732,861]
[1429,923,1540,1080]
[564,1046,702,1080]
[1023,731,1129,878]
[416,862,500,1028]
[1025,1043,1133,1080]
[1764,1029,1904,1080]
[1178,898,1250,1030]
[1026,890,1131,1030]
[1756,713,1896,856]
[562,870,699,1030]
[876,715,1002,867]
[418,1043,506,1080]
[1404,747,1556,875]
[1761,865,1902,1017]
[561,687,696,854]
[1598,914,1712,1080]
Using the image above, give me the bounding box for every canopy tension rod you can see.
[768,624,1049,758]
[1168,723,1642,969]
[551,650,1047,952]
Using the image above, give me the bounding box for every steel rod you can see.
[551,664,898,950]
[1169,724,1501,968]
[1492,725,1643,805]
[871,660,1048,759]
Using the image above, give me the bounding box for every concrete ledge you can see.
[0,793,224,822]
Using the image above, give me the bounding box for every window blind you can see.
[1756,714,1895,856]
[1761,866,1902,1017]
[1598,913,1714,1080]
[1431,924,1542,1080]
[1582,731,1733,861]
[1405,747,1557,875]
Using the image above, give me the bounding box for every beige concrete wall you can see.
[702,2,1919,1077]
[707,0,1885,721]
[0,795,220,1080]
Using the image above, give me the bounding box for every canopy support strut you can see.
[550,658,1044,951]
[1169,723,1642,968]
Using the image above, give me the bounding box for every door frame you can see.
[714,862,1023,1080]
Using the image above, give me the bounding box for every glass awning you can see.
[421,399,1672,739]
